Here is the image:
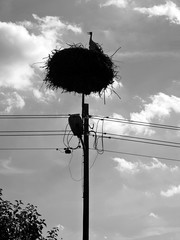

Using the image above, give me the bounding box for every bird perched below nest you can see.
[43,43,118,95]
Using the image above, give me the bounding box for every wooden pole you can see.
[82,94,89,240]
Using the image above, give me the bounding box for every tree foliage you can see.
[0,189,60,240]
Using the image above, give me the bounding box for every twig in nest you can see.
[111,47,121,58]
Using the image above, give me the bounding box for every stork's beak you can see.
[87,31,92,35]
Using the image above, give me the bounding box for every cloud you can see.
[141,158,168,171]
[0,159,32,175]
[134,1,180,24]
[149,212,159,219]
[32,88,56,103]
[92,112,131,136]
[130,92,180,135]
[32,14,82,40]
[0,14,82,90]
[113,157,170,175]
[92,155,180,239]
[100,0,129,8]
[112,157,179,194]
[94,93,180,136]
[161,185,180,197]
[114,157,139,174]
[93,111,153,136]
[0,91,25,113]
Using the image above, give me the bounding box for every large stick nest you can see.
[43,44,118,95]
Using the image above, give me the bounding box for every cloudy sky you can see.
[1,0,180,239]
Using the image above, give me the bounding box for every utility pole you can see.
[82,94,89,240]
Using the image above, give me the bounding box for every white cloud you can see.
[100,0,129,8]
[32,88,56,103]
[0,91,25,113]
[134,1,180,24]
[94,93,180,136]
[0,159,32,175]
[93,113,131,135]
[93,155,180,239]
[0,21,36,89]
[130,92,180,135]
[142,158,168,171]
[113,157,171,175]
[161,185,180,197]
[0,14,82,90]
[113,157,139,174]
[66,24,82,34]
[33,88,43,100]
[32,14,82,42]
[112,157,180,203]
[149,212,159,219]
[135,93,180,118]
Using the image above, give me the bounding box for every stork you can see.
[87,32,103,53]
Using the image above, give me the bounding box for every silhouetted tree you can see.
[0,188,60,240]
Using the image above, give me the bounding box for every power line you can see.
[0,147,58,150]
[0,146,179,163]
[0,130,66,133]
[0,130,180,149]
[0,114,69,119]
[97,132,180,146]
[91,115,180,131]
[0,128,180,149]
[1,114,180,132]
[90,134,180,149]
[0,133,71,137]
[89,148,180,163]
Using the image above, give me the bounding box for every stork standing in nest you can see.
[87,32,103,53]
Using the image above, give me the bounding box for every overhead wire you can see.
[1,114,180,163]
[91,115,180,131]
[0,147,58,151]
[63,123,71,148]
[67,150,83,182]
[2,128,180,148]
[0,125,180,149]
[89,152,99,169]
[67,131,74,148]
[62,123,81,151]
[0,146,179,163]
[0,130,66,133]
[89,148,180,163]
[91,119,104,154]
[90,134,180,149]
[1,114,180,132]
[0,114,69,119]
[90,136,180,148]
[89,116,180,153]
[95,132,180,146]
[0,133,71,137]
[2,129,180,147]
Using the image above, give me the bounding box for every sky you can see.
[1,0,180,239]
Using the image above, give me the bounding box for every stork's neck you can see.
[89,33,92,40]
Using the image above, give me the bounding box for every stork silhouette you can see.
[87,32,103,53]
